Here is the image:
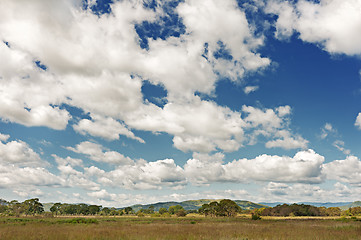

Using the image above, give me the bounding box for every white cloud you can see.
[266,0,361,55]
[320,122,336,139]
[57,164,100,191]
[13,188,44,198]
[0,138,43,167]
[52,154,83,167]
[355,113,361,130]
[0,133,10,142]
[66,141,134,165]
[0,165,63,188]
[177,0,270,82]
[98,158,186,190]
[265,130,308,150]
[0,0,277,153]
[87,189,117,201]
[332,140,351,155]
[185,149,325,185]
[125,96,246,153]
[243,105,307,150]
[323,155,361,186]
[73,114,144,143]
[243,86,259,94]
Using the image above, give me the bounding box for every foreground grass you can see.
[0,216,360,240]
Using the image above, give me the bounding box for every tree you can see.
[88,205,101,215]
[22,198,44,216]
[168,205,184,215]
[159,207,168,215]
[8,200,24,217]
[218,199,241,217]
[198,204,211,216]
[124,207,133,215]
[50,203,62,215]
[101,207,111,216]
[0,199,8,214]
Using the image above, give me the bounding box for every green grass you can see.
[0,216,360,239]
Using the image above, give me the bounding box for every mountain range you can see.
[41,200,361,212]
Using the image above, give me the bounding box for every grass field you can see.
[0,215,360,240]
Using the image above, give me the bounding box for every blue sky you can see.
[0,0,361,207]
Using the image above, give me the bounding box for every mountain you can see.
[260,202,353,208]
[300,202,352,208]
[128,199,266,212]
[339,201,361,210]
[259,202,286,207]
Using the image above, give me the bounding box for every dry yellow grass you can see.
[0,216,360,240]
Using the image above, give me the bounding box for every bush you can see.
[136,212,145,217]
[176,210,187,217]
[251,213,261,220]
[61,218,98,224]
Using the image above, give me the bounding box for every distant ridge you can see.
[339,201,361,210]
[128,199,267,212]
[260,202,356,208]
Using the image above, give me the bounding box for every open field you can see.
[0,216,360,240]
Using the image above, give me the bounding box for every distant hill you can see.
[42,203,54,212]
[259,202,286,207]
[260,202,353,208]
[339,201,361,210]
[300,202,352,208]
[128,199,266,212]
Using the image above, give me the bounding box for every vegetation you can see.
[128,199,266,212]
[0,216,360,240]
[1,198,361,239]
[198,199,241,217]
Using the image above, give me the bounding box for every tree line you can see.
[250,204,361,219]
[1,198,361,218]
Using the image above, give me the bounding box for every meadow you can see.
[0,215,360,240]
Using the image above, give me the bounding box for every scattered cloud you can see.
[355,113,361,130]
[266,0,361,55]
[332,140,351,155]
[320,123,336,139]
[66,141,134,165]
[73,114,144,143]
[244,86,259,94]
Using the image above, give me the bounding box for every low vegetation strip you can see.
[0,216,360,240]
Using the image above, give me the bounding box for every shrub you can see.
[251,213,261,220]
[176,210,187,217]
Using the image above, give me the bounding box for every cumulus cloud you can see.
[0,164,62,189]
[262,181,360,203]
[323,155,361,186]
[0,0,286,156]
[0,133,10,142]
[265,130,308,150]
[87,189,117,201]
[185,149,325,185]
[243,105,307,150]
[52,154,83,168]
[93,158,186,190]
[66,141,134,165]
[73,114,144,143]
[13,188,44,198]
[125,96,246,153]
[266,0,361,55]
[0,136,43,167]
